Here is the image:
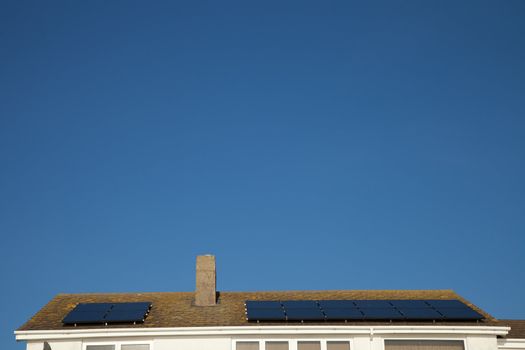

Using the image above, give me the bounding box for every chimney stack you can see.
[195,255,216,306]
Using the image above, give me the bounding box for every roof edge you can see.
[15,325,510,341]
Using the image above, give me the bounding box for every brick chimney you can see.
[195,254,216,306]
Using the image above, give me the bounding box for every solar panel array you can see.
[245,300,484,322]
[63,302,152,325]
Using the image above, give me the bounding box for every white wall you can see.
[155,336,231,350]
[27,340,82,350]
[22,332,506,350]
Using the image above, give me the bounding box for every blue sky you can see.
[1,1,524,349]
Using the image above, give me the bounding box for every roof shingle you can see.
[500,320,525,339]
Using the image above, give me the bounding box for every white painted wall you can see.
[27,340,82,350]
[466,335,498,350]
[155,336,231,350]
[19,327,518,350]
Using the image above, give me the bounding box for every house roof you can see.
[500,320,525,339]
[18,289,498,331]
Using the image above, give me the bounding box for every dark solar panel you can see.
[63,303,112,324]
[354,300,393,308]
[245,301,282,309]
[285,308,325,321]
[246,308,286,321]
[438,308,484,320]
[360,308,404,320]
[63,311,109,324]
[111,302,151,312]
[282,300,319,309]
[318,300,357,309]
[389,300,430,309]
[426,300,468,309]
[104,303,151,323]
[73,303,113,312]
[324,308,363,320]
[398,308,444,320]
[63,302,151,325]
[105,310,149,322]
[244,299,484,322]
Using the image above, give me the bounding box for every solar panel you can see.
[63,303,112,324]
[324,308,363,320]
[438,308,484,320]
[354,300,393,308]
[389,300,430,309]
[104,303,151,323]
[285,308,325,321]
[318,300,357,309]
[244,299,484,323]
[73,303,113,312]
[282,300,319,309]
[63,310,109,324]
[245,301,282,309]
[63,302,151,325]
[105,310,149,322]
[360,308,404,320]
[426,300,468,309]
[398,308,444,320]
[246,308,286,321]
[111,302,151,312]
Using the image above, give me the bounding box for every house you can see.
[15,255,525,350]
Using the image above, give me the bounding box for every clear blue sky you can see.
[1,1,524,348]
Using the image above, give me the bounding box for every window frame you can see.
[383,338,468,350]
[233,338,353,350]
[83,340,154,350]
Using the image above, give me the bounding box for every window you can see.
[327,341,350,350]
[235,340,351,350]
[298,341,321,350]
[121,346,150,350]
[266,342,289,350]
[236,342,260,350]
[385,340,464,350]
[85,344,150,350]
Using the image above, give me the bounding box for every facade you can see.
[15,255,525,350]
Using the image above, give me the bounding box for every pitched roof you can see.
[500,320,525,339]
[18,289,497,331]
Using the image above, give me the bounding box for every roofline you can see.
[15,325,510,341]
[53,289,459,296]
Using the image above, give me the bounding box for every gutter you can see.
[15,325,510,341]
